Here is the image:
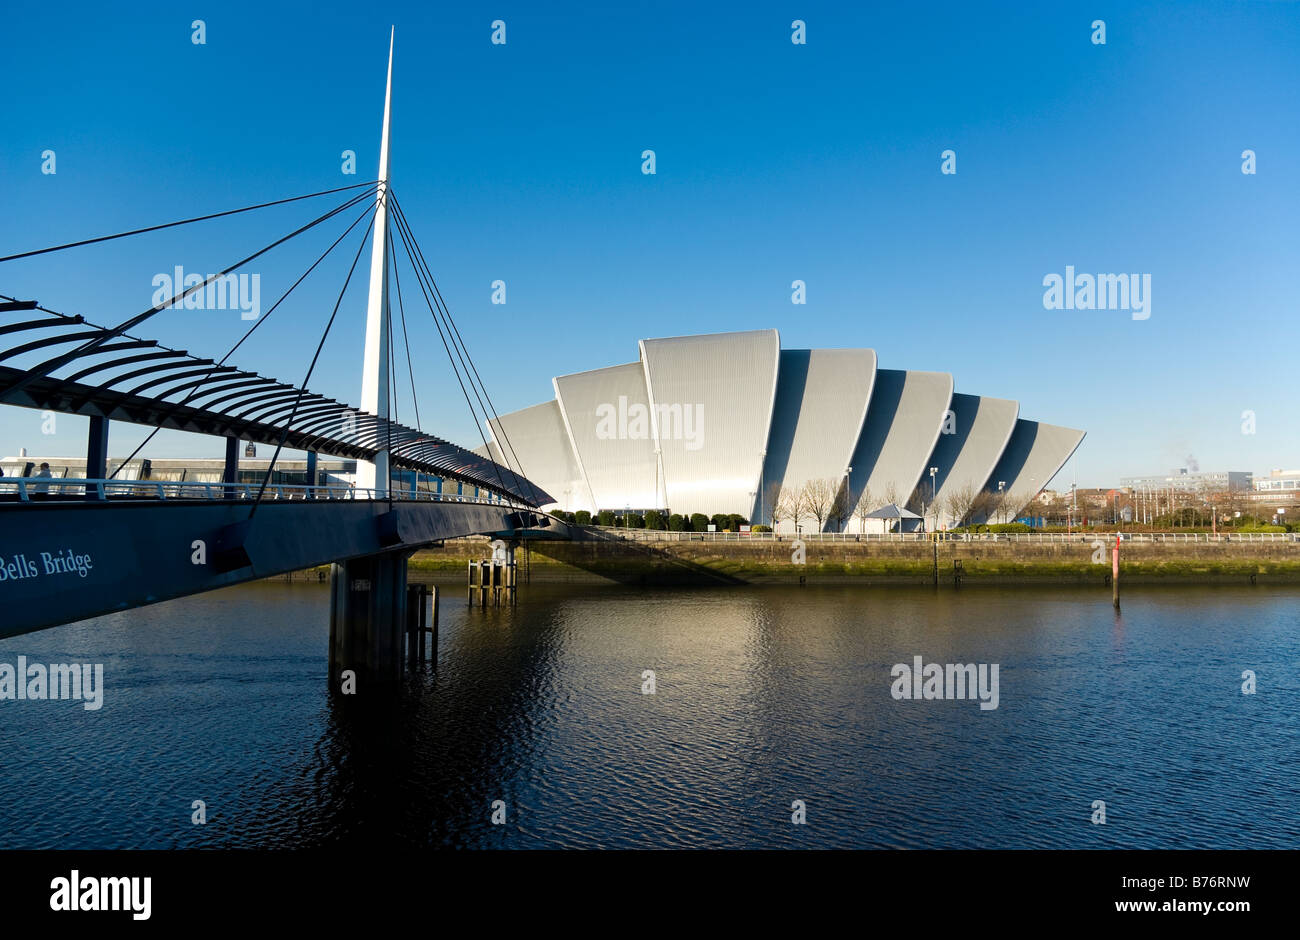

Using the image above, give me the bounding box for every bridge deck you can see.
[0,492,564,639]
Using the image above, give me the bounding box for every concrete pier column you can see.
[223,437,239,499]
[85,415,108,498]
[405,583,428,664]
[328,550,412,691]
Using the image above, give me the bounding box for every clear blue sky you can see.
[1,0,1297,488]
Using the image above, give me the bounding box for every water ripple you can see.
[0,581,1296,849]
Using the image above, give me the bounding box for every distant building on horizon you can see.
[1121,468,1252,493]
[1253,468,1300,494]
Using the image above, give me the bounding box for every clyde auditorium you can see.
[475,329,1084,531]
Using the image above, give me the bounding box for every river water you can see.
[1,581,1296,849]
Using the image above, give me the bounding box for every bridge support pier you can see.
[223,437,239,498]
[306,451,318,498]
[85,415,108,498]
[328,550,413,692]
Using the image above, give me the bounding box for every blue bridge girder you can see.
[0,498,562,639]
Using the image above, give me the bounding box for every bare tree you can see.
[1046,492,1069,527]
[975,487,1012,525]
[1205,486,1231,530]
[882,481,900,507]
[1193,482,1215,529]
[766,481,785,529]
[998,488,1024,524]
[853,485,875,534]
[782,485,807,533]
[967,489,992,527]
[1223,485,1245,525]
[929,493,948,532]
[947,483,977,528]
[801,478,835,532]
[828,481,852,532]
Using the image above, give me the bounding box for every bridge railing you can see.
[579,526,1300,544]
[0,477,512,506]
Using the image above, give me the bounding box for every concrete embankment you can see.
[376,535,1300,586]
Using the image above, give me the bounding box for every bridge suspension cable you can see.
[0,185,379,401]
[99,197,382,479]
[248,208,380,518]
[384,202,513,503]
[388,193,542,507]
[392,195,535,502]
[0,181,380,265]
[387,233,422,432]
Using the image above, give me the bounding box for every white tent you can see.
[863,502,923,533]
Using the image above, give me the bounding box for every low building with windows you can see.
[1254,469,1300,494]
[1121,469,1253,493]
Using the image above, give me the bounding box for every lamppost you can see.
[844,465,853,534]
[997,480,1006,524]
[929,466,938,531]
[653,445,663,517]
[758,449,766,526]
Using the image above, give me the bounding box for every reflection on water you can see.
[1,581,1297,849]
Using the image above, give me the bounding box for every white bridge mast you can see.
[357,27,395,496]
